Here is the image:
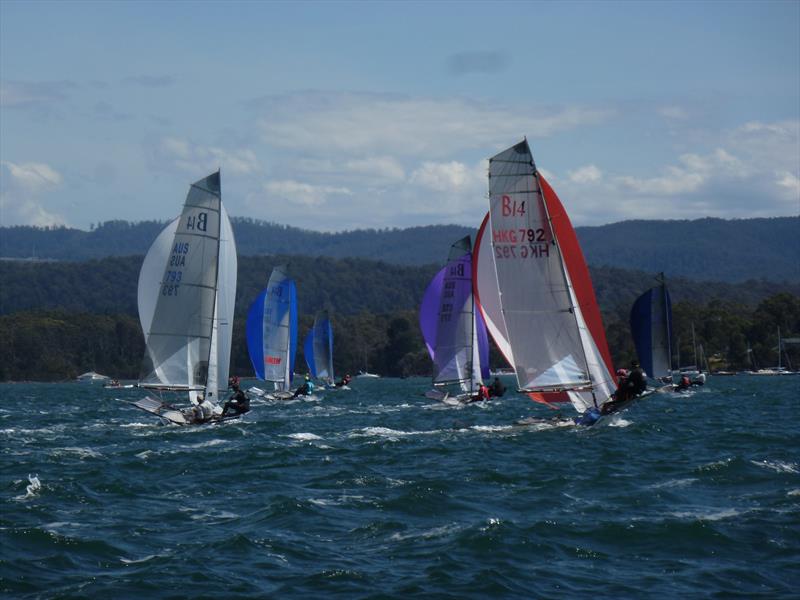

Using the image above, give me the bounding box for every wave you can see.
[287,432,323,441]
[751,459,798,474]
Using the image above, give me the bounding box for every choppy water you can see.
[2,376,799,598]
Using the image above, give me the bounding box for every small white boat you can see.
[77,371,110,383]
[356,371,380,379]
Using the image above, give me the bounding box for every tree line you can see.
[1,292,797,382]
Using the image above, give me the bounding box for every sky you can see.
[1,0,798,232]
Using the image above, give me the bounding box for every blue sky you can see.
[1,0,798,231]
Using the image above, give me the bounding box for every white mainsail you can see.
[137,172,236,406]
[482,140,615,413]
[432,238,479,394]
[488,140,590,391]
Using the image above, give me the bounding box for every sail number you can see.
[501,195,525,217]
[493,228,546,244]
[161,269,182,296]
[494,244,551,259]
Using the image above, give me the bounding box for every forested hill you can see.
[1,216,798,283]
[1,253,797,320]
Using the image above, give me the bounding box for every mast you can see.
[691,322,698,369]
[205,170,222,401]
[777,326,782,370]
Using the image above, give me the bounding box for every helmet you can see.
[631,359,639,367]
[305,374,311,381]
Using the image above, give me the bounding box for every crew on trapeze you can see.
[336,374,352,387]
[293,374,316,397]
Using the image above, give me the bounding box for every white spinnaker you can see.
[488,140,590,392]
[138,173,222,393]
[475,213,515,369]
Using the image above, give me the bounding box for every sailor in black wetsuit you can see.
[489,377,506,398]
[222,383,250,416]
[626,360,647,397]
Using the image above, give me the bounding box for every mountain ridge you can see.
[1,215,797,283]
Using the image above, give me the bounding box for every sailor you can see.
[489,377,506,398]
[336,374,352,387]
[192,393,215,423]
[293,374,315,397]
[222,383,250,416]
[676,375,691,391]
[627,360,647,396]
[612,368,629,403]
[472,383,490,402]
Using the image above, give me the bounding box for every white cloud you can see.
[410,161,474,192]
[151,137,260,176]
[776,171,800,196]
[2,161,62,190]
[0,80,74,109]
[568,164,602,184]
[658,106,689,120]
[558,119,800,224]
[262,179,352,207]
[343,156,405,182]
[253,91,612,158]
[0,161,67,227]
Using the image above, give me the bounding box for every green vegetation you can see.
[1,293,797,382]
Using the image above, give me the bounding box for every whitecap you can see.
[472,424,514,433]
[53,446,103,459]
[787,489,800,497]
[390,523,462,542]
[648,478,699,490]
[350,426,442,439]
[120,554,158,565]
[14,474,41,501]
[751,459,798,474]
[287,432,323,441]
[180,439,227,449]
[608,416,632,427]
[670,508,742,521]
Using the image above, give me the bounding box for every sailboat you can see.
[304,310,336,387]
[474,139,618,425]
[246,265,298,399]
[750,327,792,375]
[630,273,673,383]
[419,236,490,403]
[130,171,238,425]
